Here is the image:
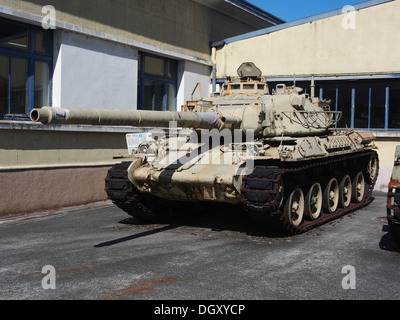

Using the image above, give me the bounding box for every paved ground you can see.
[0,194,399,304]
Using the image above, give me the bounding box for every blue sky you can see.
[247,0,367,22]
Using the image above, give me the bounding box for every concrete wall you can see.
[215,0,400,78]
[51,30,214,113]
[0,123,130,168]
[0,0,257,62]
[53,30,138,110]
[177,60,212,111]
[0,166,112,216]
[0,122,137,216]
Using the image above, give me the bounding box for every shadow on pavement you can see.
[94,204,291,248]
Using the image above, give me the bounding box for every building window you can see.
[137,52,177,111]
[0,18,52,120]
[269,78,400,131]
[319,79,400,131]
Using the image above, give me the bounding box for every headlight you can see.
[138,143,149,154]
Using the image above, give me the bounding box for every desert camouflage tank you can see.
[387,146,400,244]
[30,62,379,234]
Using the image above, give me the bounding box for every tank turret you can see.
[30,63,379,235]
[31,70,340,139]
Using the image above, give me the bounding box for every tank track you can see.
[241,150,379,235]
[105,162,182,222]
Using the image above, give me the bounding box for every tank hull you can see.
[105,137,379,234]
[127,129,375,193]
[130,164,243,204]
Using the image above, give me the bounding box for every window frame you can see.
[137,52,178,111]
[0,17,53,120]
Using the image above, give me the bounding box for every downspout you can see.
[311,75,315,99]
[211,46,217,94]
[210,40,226,94]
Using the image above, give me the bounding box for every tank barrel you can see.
[30,107,235,130]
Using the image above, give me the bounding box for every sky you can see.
[247,0,366,22]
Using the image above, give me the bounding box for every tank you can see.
[387,146,400,244]
[30,62,379,234]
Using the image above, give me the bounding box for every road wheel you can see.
[339,175,352,208]
[305,183,322,221]
[284,188,304,228]
[352,172,365,203]
[367,153,379,183]
[323,178,339,214]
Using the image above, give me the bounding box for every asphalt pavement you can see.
[0,194,399,303]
